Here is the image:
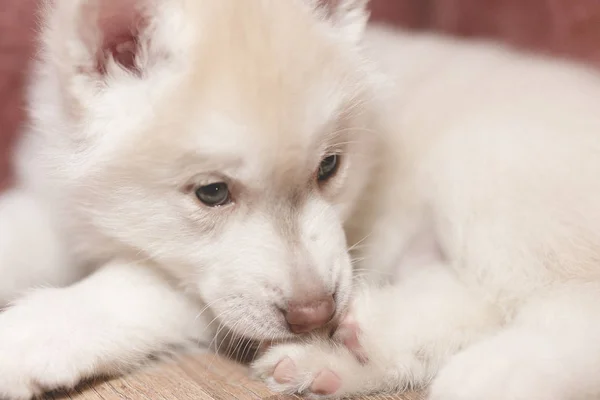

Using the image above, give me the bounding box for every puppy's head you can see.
[36,0,378,340]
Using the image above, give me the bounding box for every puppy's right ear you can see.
[40,0,175,87]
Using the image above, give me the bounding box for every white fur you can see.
[0,263,206,399]
[0,190,74,306]
[3,0,600,399]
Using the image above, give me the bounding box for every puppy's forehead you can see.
[186,74,345,185]
[172,3,357,168]
[121,0,364,185]
[184,108,330,187]
[185,0,351,86]
[180,16,352,142]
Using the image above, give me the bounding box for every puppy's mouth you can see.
[210,318,292,363]
[213,307,347,363]
[214,318,345,363]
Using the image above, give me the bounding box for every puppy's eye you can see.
[195,182,231,207]
[317,154,339,183]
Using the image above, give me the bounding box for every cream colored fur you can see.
[1,1,600,399]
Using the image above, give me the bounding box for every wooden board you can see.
[46,354,425,400]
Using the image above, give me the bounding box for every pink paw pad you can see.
[334,315,369,363]
[272,358,341,396]
[310,369,342,395]
[273,357,296,383]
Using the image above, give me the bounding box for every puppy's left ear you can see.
[315,0,370,44]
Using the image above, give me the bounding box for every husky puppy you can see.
[2,1,600,399]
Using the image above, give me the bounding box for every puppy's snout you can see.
[284,295,336,334]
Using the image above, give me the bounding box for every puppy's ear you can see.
[40,0,172,84]
[314,0,370,44]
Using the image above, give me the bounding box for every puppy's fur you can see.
[2,0,600,399]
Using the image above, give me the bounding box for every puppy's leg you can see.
[430,284,600,400]
[253,264,502,399]
[0,189,74,307]
[0,261,206,400]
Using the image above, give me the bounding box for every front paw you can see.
[251,341,367,399]
[251,306,377,399]
[0,360,81,400]
[0,336,85,400]
[0,292,89,399]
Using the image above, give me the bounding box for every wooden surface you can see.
[45,354,425,400]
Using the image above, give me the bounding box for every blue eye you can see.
[195,182,231,207]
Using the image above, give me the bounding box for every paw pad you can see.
[311,369,342,395]
[273,357,296,384]
[272,357,342,396]
[334,315,369,363]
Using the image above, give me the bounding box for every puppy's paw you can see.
[252,341,373,399]
[0,291,94,399]
[251,307,377,398]
[429,332,565,400]
[0,360,81,400]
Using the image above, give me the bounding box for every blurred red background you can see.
[2,0,600,191]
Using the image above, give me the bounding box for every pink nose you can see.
[284,295,336,334]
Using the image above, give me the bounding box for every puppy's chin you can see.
[211,330,263,363]
[214,322,341,363]
[210,321,290,363]
[214,301,350,359]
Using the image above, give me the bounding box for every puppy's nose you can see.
[284,295,336,334]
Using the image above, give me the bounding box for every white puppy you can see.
[1,0,600,399]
